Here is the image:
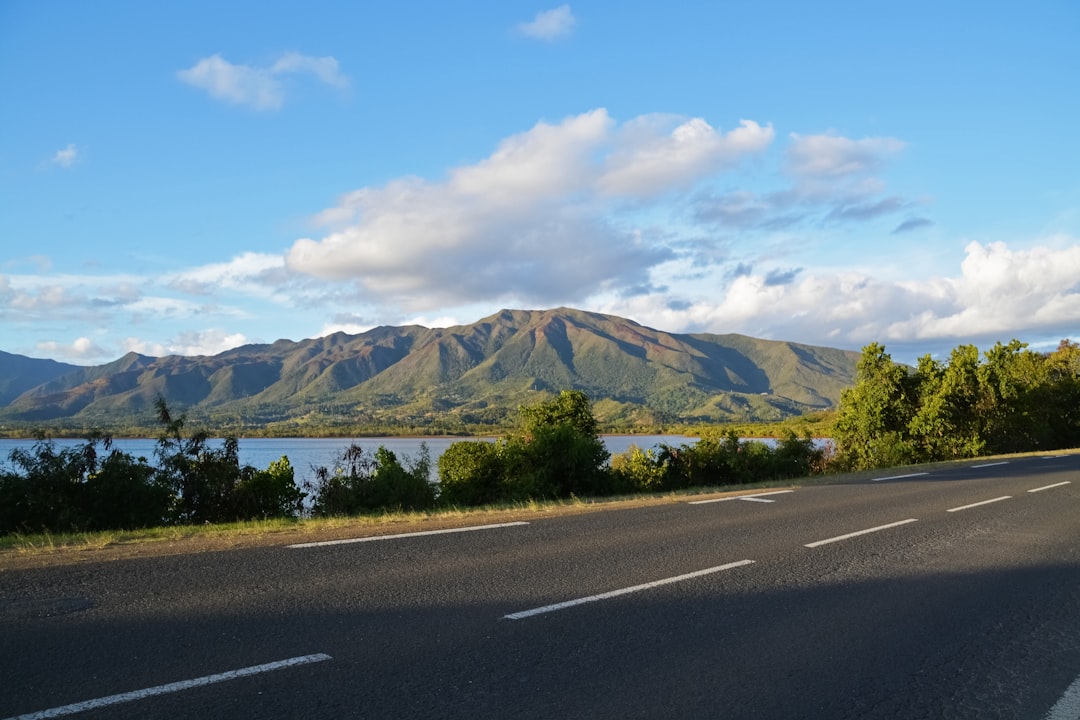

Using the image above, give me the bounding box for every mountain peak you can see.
[0,308,859,427]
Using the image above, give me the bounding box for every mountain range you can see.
[0,308,860,430]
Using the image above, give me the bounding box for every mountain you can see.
[0,351,81,406]
[0,308,861,428]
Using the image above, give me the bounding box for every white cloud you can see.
[598,238,1080,360]
[601,118,774,197]
[35,337,106,361]
[177,52,349,110]
[163,252,287,297]
[287,109,770,310]
[695,131,913,231]
[517,5,576,40]
[271,52,348,87]
[787,133,905,179]
[122,329,250,358]
[52,143,78,168]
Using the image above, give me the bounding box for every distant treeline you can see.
[3,338,1077,536]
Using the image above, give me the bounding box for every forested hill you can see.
[0,308,860,429]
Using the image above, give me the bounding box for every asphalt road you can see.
[2,454,1079,719]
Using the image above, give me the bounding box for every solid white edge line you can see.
[689,490,793,504]
[1044,673,1080,720]
[971,461,1009,468]
[946,496,1012,512]
[1029,481,1072,493]
[3,654,332,720]
[871,472,929,482]
[804,519,918,548]
[503,560,755,620]
[288,521,529,548]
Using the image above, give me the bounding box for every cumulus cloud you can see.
[177,52,348,110]
[287,109,771,310]
[122,329,250,358]
[599,238,1080,361]
[600,118,774,197]
[517,5,576,40]
[35,337,107,361]
[52,144,78,168]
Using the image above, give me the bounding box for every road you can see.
[2,454,1079,719]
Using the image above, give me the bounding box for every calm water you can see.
[0,435,698,483]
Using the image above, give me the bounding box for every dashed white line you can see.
[288,521,529,548]
[1029,481,1071,493]
[946,496,1012,512]
[804,519,919,548]
[1044,673,1080,720]
[2,654,332,720]
[689,490,793,504]
[871,472,929,482]
[971,461,1009,469]
[503,560,755,620]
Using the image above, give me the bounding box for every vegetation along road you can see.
[2,453,1079,719]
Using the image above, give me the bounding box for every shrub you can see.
[308,443,436,516]
[437,440,505,506]
[234,456,306,520]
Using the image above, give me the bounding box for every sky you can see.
[1,1,1078,367]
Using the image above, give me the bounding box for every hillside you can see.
[0,308,860,430]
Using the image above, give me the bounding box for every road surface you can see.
[2,454,1079,719]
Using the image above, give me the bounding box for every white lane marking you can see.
[972,461,1009,469]
[871,472,929,482]
[689,490,794,505]
[2,654,332,720]
[1029,481,1072,493]
[503,560,755,620]
[1044,673,1080,720]
[288,521,529,548]
[946,496,1012,512]
[804,519,918,548]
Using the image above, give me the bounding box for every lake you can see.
[0,435,699,483]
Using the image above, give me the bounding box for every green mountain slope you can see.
[0,308,860,428]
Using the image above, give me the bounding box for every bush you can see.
[308,443,436,516]
[437,391,612,505]
[437,440,505,506]
[84,450,172,530]
[234,456,306,520]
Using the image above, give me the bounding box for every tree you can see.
[308,443,435,516]
[908,345,983,461]
[235,456,305,520]
[832,343,917,469]
[437,440,505,506]
[977,340,1046,453]
[437,390,612,503]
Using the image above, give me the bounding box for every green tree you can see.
[84,450,172,530]
[908,345,984,461]
[309,443,435,515]
[977,340,1046,453]
[437,440,506,506]
[437,390,611,503]
[832,343,917,469]
[234,456,305,520]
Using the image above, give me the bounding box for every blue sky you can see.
[2,1,1078,366]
